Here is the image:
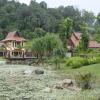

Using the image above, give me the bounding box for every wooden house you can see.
[68,32,100,49]
[0,31,27,58]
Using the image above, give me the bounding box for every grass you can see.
[60,63,100,77]
[0,62,99,100]
[76,64,100,77]
[0,57,6,61]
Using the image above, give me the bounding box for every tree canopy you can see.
[0,0,98,40]
[32,33,63,62]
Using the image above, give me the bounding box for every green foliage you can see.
[44,33,63,55]
[87,57,100,65]
[75,72,95,90]
[66,57,87,68]
[32,33,63,62]
[0,0,97,40]
[40,1,47,9]
[0,46,6,51]
[82,10,95,27]
[94,26,100,42]
[53,48,65,58]
[32,37,46,62]
[0,33,5,40]
[81,23,89,51]
[51,57,61,70]
[66,56,100,68]
[33,28,46,38]
[59,18,73,49]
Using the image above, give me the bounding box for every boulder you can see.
[35,69,44,75]
[24,69,33,75]
[54,79,74,89]
[62,79,73,86]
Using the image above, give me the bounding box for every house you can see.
[68,32,100,49]
[0,31,27,58]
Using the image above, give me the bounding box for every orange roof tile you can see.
[0,31,26,42]
[89,41,100,48]
[70,32,100,48]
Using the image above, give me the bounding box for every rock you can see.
[54,79,74,89]
[35,69,44,75]
[62,79,73,86]
[24,69,33,75]
[42,87,52,93]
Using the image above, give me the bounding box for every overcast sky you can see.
[19,0,100,15]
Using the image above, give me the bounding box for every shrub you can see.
[75,72,95,90]
[66,57,86,68]
[87,57,100,65]
[65,56,100,68]
[50,57,61,70]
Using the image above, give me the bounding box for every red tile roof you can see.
[89,41,100,48]
[69,32,100,48]
[74,32,82,40]
[70,34,80,47]
[0,31,26,42]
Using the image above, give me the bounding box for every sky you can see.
[19,0,100,15]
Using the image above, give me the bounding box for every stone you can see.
[24,69,33,75]
[35,69,44,75]
[62,79,73,86]
[54,79,74,89]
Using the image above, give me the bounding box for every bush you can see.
[88,57,100,65]
[75,72,95,90]
[66,57,86,68]
[66,56,100,68]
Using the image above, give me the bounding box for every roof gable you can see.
[0,31,26,42]
[6,31,20,39]
[70,32,100,48]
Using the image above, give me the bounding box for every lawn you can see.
[0,62,99,100]
[60,63,100,77]
[76,64,100,76]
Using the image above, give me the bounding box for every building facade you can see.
[0,31,27,58]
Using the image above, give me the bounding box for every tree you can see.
[40,1,47,9]
[44,33,63,57]
[32,37,46,63]
[0,0,7,7]
[0,0,97,40]
[81,23,89,51]
[59,18,73,49]
[32,33,63,63]
[82,10,95,27]
[34,28,46,38]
